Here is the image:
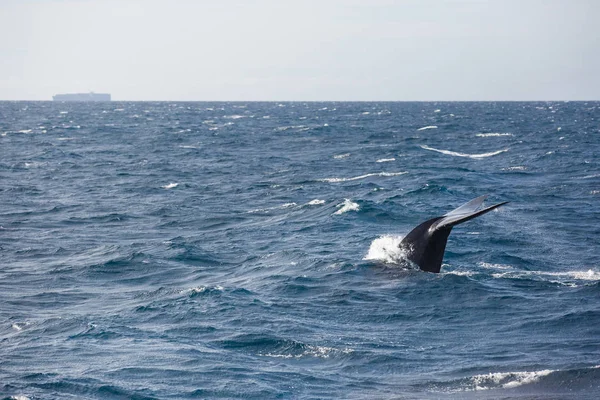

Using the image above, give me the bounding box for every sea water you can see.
[1,101,599,399]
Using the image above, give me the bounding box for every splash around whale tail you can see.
[400,195,508,273]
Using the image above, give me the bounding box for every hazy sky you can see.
[1,0,598,101]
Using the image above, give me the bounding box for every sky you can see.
[1,0,598,101]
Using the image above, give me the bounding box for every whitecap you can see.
[334,199,359,215]
[502,166,526,171]
[363,235,406,264]
[470,369,554,390]
[475,133,513,137]
[179,145,199,149]
[478,262,514,270]
[248,202,298,214]
[18,129,32,134]
[417,125,438,131]
[162,183,178,189]
[320,171,407,183]
[260,344,353,359]
[307,199,325,206]
[274,125,306,132]
[490,268,600,286]
[376,158,395,163]
[12,323,24,331]
[442,270,476,277]
[420,145,508,159]
[182,285,223,295]
[334,153,350,159]
[581,173,600,179]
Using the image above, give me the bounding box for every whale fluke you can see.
[400,195,508,273]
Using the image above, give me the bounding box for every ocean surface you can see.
[1,101,599,399]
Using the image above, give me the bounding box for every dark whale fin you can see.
[400,195,508,273]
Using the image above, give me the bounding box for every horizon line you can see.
[1,99,599,102]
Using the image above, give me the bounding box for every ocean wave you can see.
[181,285,224,296]
[274,125,306,132]
[333,153,350,159]
[376,158,395,163]
[429,365,600,393]
[417,125,438,131]
[478,263,600,286]
[320,171,407,183]
[420,145,508,159]
[162,182,179,189]
[260,344,353,359]
[580,173,600,179]
[470,369,554,390]
[334,199,359,215]
[475,132,514,137]
[248,202,297,214]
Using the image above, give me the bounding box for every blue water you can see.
[1,101,599,399]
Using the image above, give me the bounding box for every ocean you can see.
[1,101,599,399]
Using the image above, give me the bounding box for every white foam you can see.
[420,145,508,159]
[434,109,441,113]
[320,171,407,183]
[248,202,297,214]
[471,369,554,390]
[475,133,514,137]
[334,199,359,215]
[18,129,32,134]
[307,199,325,206]
[376,158,396,163]
[260,345,353,359]
[59,111,68,114]
[162,183,179,189]
[549,269,600,281]
[502,166,526,171]
[581,173,600,179]
[182,285,223,295]
[490,268,600,286]
[363,235,406,264]
[334,153,350,159]
[179,145,199,149]
[274,125,306,132]
[224,115,245,119]
[478,262,514,270]
[417,125,438,131]
[442,270,476,277]
[9,396,31,400]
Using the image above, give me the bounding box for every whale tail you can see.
[400,195,508,273]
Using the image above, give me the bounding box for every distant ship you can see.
[52,92,111,102]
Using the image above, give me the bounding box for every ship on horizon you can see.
[52,92,111,102]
